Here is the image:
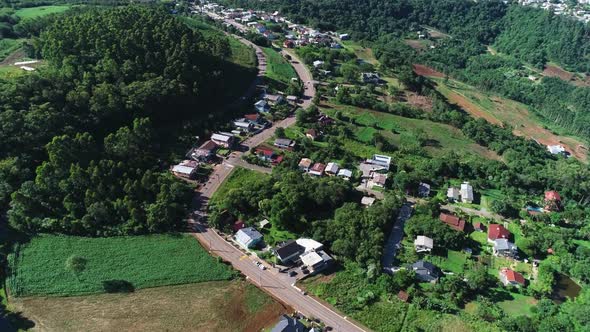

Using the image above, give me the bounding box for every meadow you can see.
[263,47,297,87]
[210,167,269,206]
[7,234,235,297]
[15,5,71,19]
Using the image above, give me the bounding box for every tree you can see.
[275,127,286,138]
[66,255,87,280]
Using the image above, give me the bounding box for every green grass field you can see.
[0,38,23,61]
[497,292,537,316]
[15,5,71,19]
[425,250,469,274]
[210,167,268,206]
[263,47,296,86]
[7,234,234,297]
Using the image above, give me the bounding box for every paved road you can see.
[279,48,316,109]
[382,203,413,270]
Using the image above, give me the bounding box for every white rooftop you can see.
[414,235,434,248]
[361,196,376,206]
[301,251,323,267]
[211,133,232,142]
[296,238,323,252]
[172,165,195,175]
[547,145,566,154]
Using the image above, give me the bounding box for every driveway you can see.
[382,203,413,270]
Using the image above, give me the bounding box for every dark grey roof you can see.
[412,260,442,281]
[271,315,306,332]
[273,240,304,259]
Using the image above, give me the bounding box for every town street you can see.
[187,24,368,332]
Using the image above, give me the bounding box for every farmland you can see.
[15,5,71,19]
[7,234,234,297]
[11,281,288,332]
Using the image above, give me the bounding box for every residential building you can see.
[488,224,510,243]
[544,190,562,211]
[359,162,387,178]
[447,187,460,202]
[255,147,283,165]
[365,154,392,169]
[259,219,270,229]
[414,236,434,253]
[295,238,324,252]
[369,173,387,188]
[211,133,235,148]
[233,120,253,132]
[361,196,376,207]
[312,60,324,68]
[298,158,312,172]
[412,261,442,282]
[493,239,518,258]
[286,95,298,104]
[192,140,217,161]
[337,168,352,180]
[439,213,466,232]
[460,182,474,203]
[361,72,381,84]
[309,162,326,176]
[283,40,295,48]
[264,94,285,105]
[418,182,431,197]
[271,315,306,332]
[499,268,525,287]
[547,144,566,155]
[255,99,270,113]
[305,128,318,140]
[233,220,245,232]
[325,162,339,175]
[473,222,485,232]
[339,33,350,40]
[244,113,262,124]
[235,227,263,249]
[300,250,332,273]
[272,240,305,264]
[274,138,296,150]
[171,162,198,179]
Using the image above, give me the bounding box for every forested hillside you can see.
[0,6,244,236]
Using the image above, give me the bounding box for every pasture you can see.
[15,5,70,19]
[7,234,234,297]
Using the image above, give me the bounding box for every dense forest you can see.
[0,6,243,236]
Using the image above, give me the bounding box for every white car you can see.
[259,264,266,270]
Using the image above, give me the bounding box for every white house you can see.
[337,168,352,180]
[414,236,434,253]
[460,182,474,203]
[366,154,392,169]
[447,187,460,202]
[235,227,263,249]
[325,162,339,175]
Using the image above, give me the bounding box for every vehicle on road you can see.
[259,264,266,270]
[288,270,297,277]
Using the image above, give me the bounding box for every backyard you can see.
[7,234,235,297]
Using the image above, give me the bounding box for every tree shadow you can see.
[102,280,135,293]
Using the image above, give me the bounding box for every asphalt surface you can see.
[382,203,413,270]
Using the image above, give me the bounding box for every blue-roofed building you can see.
[235,227,263,249]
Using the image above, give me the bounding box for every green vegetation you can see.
[262,47,296,86]
[7,234,234,297]
[15,5,70,19]
[0,38,22,60]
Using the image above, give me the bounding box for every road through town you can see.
[188,22,367,332]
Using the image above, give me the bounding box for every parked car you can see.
[288,271,297,277]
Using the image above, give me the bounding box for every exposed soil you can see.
[413,64,445,78]
[542,64,590,87]
[404,91,433,111]
[444,88,502,125]
[0,49,26,66]
[404,39,427,50]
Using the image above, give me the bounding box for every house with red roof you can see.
[439,213,466,232]
[488,224,510,243]
[499,268,525,287]
[544,190,562,211]
[254,147,283,165]
[309,162,326,176]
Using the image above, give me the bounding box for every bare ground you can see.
[10,281,289,332]
[413,64,445,78]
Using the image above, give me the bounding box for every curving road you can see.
[187,21,367,332]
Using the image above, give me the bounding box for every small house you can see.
[460,182,474,203]
[366,154,392,169]
[359,162,387,178]
[361,196,376,207]
[298,158,312,172]
[544,190,562,211]
[193,140,217,161]
[283,40,295,48]
[412,261,442,283]
[300,250,332,273]
[270,314,306,332]
[547,145,566,155]
[254,100,270,113]
[234,120,253,132]
[235,227,263,249]
[488,224,510,243]
[339,33,350,40]
[286,95,298,104]
[337,168,352,180]
[305,128,318,140]
[447,187,460,202]
[418,182,431,197]
[473,222,485,232]
[172,163,198,179]
[211,133,235,148]
[274,138,295,150]
[414,236,434,253]
[499,268,525,287]
[272,240,305,264]
[361,72,381,84]
[439,213,466,232]
[309,163,326,176]
[325,162,339,175]
[264,94,285,106]
[295,238,323,252]
[369,173,388,188]
[493,239,518,258]
[312,60,324,68]
[244,113,262,124]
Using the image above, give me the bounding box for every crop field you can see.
[7,234,234,297]
[15,5,71,19]
[322,104,501,160]
[433,77,588,162]
[11,281,288,332]
[263,47,296,86]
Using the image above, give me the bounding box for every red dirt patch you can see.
[404,40,427,50]
[445,89,502,126]
[413,64,445,78]
[405,91,433,111]
[543,65,574,81]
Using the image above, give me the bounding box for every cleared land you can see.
[15,5,70,19]
[433,78,588,162]
[322,103,501,160]
[263,47,297,86]
[7,234,234,297]
[11,281,288,332]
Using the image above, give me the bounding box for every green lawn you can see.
[15,5,71,19]
[573,239,590,249]
[7,234,234,297]
[263,47,297,86]
[425,250,469,274]
[262,223,297,246]
[496,292,537,316]
[470,231,488,246]
[210,167,268,206]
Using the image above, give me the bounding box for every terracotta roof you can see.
[198,140,217,151]
[473,222,485,230]
[244,114,259,121]
[501,268,525,285]
[545,190,561,201]
[310,163,326,173]
[488,224,510,241]
[397,290,409,302]
[439,213,466,232]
